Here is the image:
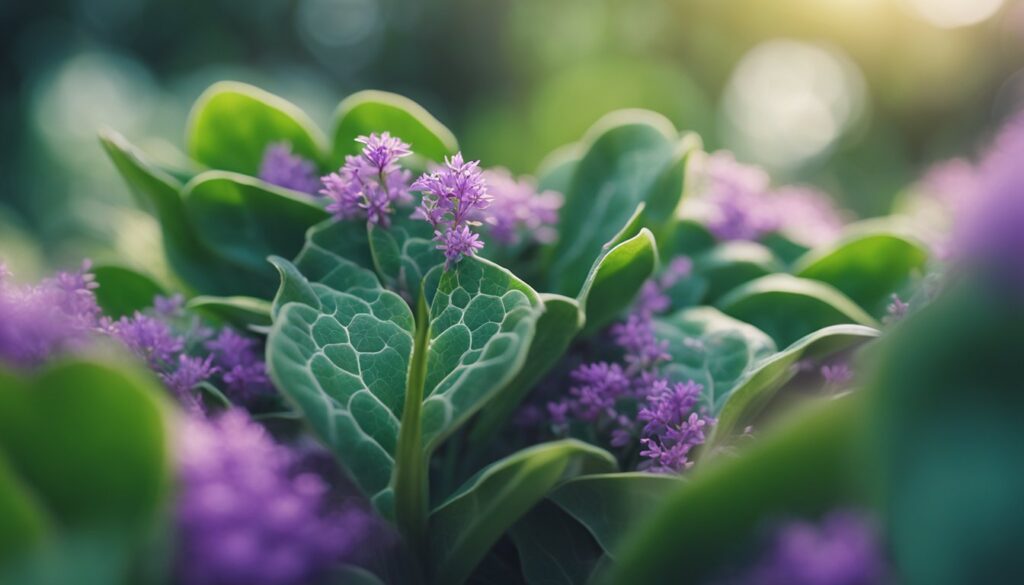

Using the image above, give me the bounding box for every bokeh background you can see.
[3,0,1023,276]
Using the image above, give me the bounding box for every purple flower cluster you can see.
[205,329,274,402]
[697,152,844,245]
[633,257,694,317]
[480,168,562,246]
[821,363,854,387]
[175,409,372,585]
[258,143,320,195]
[413,152,492,268]
[321,133,413,227]
[0,261,101,367]
[547,264,713,473]
[727,510,889,585]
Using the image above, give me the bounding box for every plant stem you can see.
[394,290,431,556]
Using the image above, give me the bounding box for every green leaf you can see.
[327,566,388,585]
[331,90,457,168]
[467,294,584,450]
[578,228,658,337]
[705,324,880,453]
[186,295,273,329]
[604,395,866,585]
[420,258,543,451]
[548,473,681,560]
[91,265,165,318]
[643,133,701,229]
[510,501,605,585]
[266,255,414,513]
[536,144,583,195]
[0,449,50,565]
[368,215,445,299]
[659,218,716,261]
[183,171,329,293]
[794,230,929,317]
[186,81,327,174]
[300,218,377,276]
[717,274,878,347]
[653,307,777,413]
[430,440,617,585]
[547,111,679,295]
[760,232,811,266]
[693,241,783,304]
[0,359,171,533]
[101,130,254,296]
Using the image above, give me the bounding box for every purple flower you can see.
[413,152,492,268]
[634,257,694,317]
[734,510,889,585]
[772,186,845,247]
[321,132,413,227]
[175,410,372,585]
[205,328,274,403]
[108,312,186,370]
[637,380,712,472]
[0,261,101,366]
[611,314,669,371]
[821,363,854,387]
[259,143,320,195]
[154,293,186,318]
[163,355,218,412]
[883,294,909,325]
[480,168,562,246]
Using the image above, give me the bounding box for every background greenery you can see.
[2,0,1023,275]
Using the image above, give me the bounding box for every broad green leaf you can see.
[717,274,878,347]
[643,133,701,229]
[653,307,777,413]
[266,256,414,512]
[693,241,783,303]
[101,130,253,296]
[547,111,679,295]
[420,258,543,451]
[430,440,617,585]
[794,230,929,317]
[91,265,165,318]
[705,324,880,454]
[510,501,605,585]
[0,359,171,532]
[604,395,867,585]
[0,449,50,565]
[760,232,811,266]
[300,218,377,276]
[183,171,329,293]
[467,294,584,450]
[186,295,273,329]
[548,473,681,561]
[578,228,658,337]
[186,81,327,174]
[659,218,716,261]
[536,144,583,195]
[368,215,445,299]
[331,90,457,168]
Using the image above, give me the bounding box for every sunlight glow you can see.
[903,0,1004,28]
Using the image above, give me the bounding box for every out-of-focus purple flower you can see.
[611,314,670,371]
[163,355,218,412]
[259,143,320,195]
[697,152,845,244]
[917,158,978,210]
[108,312,185,370]
[205,328,274,403]
[0,261,101,366]
[638,380,712,472]
[733,510,889,585]
[413,152,492,268]
[635,257,694,316]
[321,132,413,227]
[883,294,909,325]
[175,410,372,585]
[480,168,562,246]
[155,293,186,318]
[821,363,854,387]
[957,114,1024,290]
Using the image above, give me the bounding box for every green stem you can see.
[394,290,431,555]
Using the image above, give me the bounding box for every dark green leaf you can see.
[331,90,457,168]
[705,324,880,453]
[91,265,165,318]
[186,295,272,329]
[548,473,681,560]
[604,395,867,585]
[430,440,617,585]
[794,230,929,317]
[653,306,777,413]
[578,228,658,337]
[0,449,50,565]
[693,241,783,304]
[368,215,444,300]
[536,145,583,195]
[717,274,878,347]
[547,112,679,295]
[187,81,326,174]
[659,218,716,261]
[510,501,604,585]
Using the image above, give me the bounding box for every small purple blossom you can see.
[175,410,372,585]
[108,312,185,369]
[634,257,694,317]
[611,314,669,371]
[321,132,413,227]
[480,168,562,246]
[412,152,492,268]
[637,380,712,472]
[205,328,274,403]
[163,355,218,412]
[883,294,909,325]
[821,363,854,387]
[259,143,320,195]
[732,510,889,585]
